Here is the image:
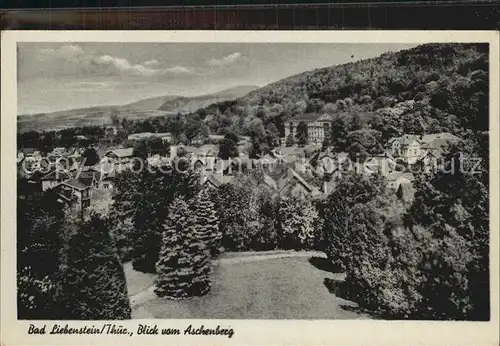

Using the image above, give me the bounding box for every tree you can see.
[213,172,279,251]
[218,132,239,159]
[82,147,100,167]
[295,121,308,147]
[132,140,149,160]
[285,134,295,147]
[123,166,201,273]
[59,214,131,319]
[348,113,363,131]
[192,188,221,257]
[265,123,280,148]
[147,137,169,157]
[276,194,321,250]
[17,189,64,319]
[155,197,211,299]
[404,137,489,320]
[330,116,348,151]
[322,172,387,268]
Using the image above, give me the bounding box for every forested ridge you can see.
[120,43,489,148]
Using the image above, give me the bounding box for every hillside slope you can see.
[176,43,488,139]
[157,85,259,113]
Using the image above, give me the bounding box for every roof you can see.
[209,134,225,141]
[105,148,134,158]
[266,167,319,195]
[386,172,415,182]
[421,132,461,149]
[61,178,91,190]
[397,182,416,201]
[195,144,218,156]
[287,112,334,123]
[79,169,102,182]
[128,132,153,139]
[41,169,71,181]
[387,134,421,146]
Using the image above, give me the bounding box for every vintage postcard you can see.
[1,30,499,345]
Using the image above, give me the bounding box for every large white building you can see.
[386,132,461,164]
[284,113,334,146]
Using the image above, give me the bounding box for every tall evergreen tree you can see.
[59,214,131,319]
[155,197,211,299]
[192,188,221,257]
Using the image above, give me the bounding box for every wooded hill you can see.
[191,43,488,140]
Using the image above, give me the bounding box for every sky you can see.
[17,42,418,115]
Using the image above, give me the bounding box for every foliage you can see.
[213,172,279,251]
[58,214,131,319]
[322,134,490,320]
[218,132,239,159]
[110,165,201,273]
[276,193,321,250]
[191,188,221,257]
[17,189,64,319]
[155,197,211,299]
[322,171,388,269]
[295,121,308,146]
[403,136,489,320]
[82,147,100,166]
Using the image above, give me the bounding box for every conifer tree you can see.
[59,214,131,319]
[155,197,211,299]
[192,188,221,257]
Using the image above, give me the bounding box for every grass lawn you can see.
[124,261,155,296]
[128,252,369,319]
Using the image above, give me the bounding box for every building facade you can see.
[284,113,334,146]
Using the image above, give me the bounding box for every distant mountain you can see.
[119,95,180,112]
[157,85,259,113]
[17,85,259,132]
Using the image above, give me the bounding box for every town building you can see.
[53,178,93,213]
[127,132,171,142]
[40,169,72,191]
[103,148,134,164]
[386,132,461,164]
[284,113,334,146]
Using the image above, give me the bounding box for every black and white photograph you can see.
[1,30,499,345]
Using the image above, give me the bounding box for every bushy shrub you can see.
[213,172,280,251]
[276,194,321,250]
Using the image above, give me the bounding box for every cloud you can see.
[93,55,160,77]
[36,44,85,61]
[31,44,196,78]
[143,59,160,67]
[165,65,195,74]
[207,52,244,67]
